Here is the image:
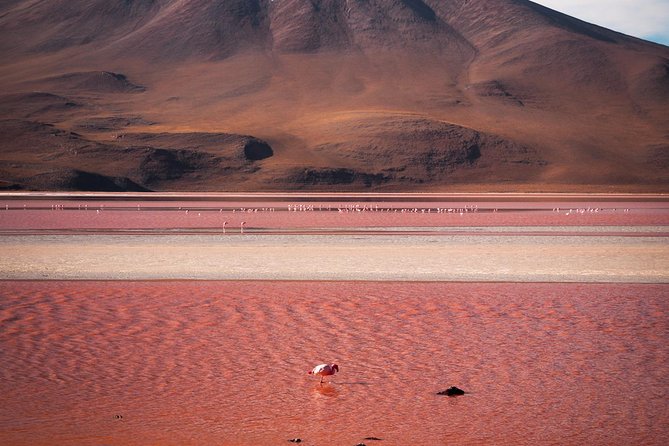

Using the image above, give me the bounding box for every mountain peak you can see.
[0,0,667,191]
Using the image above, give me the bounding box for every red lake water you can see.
[1,194,667,445]
[0,281,667,445]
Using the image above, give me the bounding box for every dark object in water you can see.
[114,414,123,420]
[356,443,367,446]
[288,439,302,443]
[437,386,466,396]
[364,437,383,441]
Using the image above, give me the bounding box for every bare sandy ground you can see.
[1,194,666,282]
[1,232,667,282]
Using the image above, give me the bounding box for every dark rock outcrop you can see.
[437,386,466,396]
[243,139,273,161]
[277,167,391,188]
[0,92,81,120]
[28,169,149,192]
[134,147,218,184]
[37,71,145,93]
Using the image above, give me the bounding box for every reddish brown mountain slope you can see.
[0,0,667,191]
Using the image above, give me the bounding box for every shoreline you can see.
[1,195,667,283]
[2,279,667,286]
[2,191,668,198]
[2,232,667,282]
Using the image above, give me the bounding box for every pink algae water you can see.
[1,281,667,445]
[1,197,667,232]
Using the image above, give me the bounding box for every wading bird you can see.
[308,363,339,384]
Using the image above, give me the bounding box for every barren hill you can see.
[0,0,667,191]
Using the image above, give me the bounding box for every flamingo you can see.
[308,363,339,384]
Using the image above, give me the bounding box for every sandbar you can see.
[1,232,667,282]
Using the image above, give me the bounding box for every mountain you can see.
[0,0,667,192]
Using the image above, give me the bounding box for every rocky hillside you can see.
[0,0,667,191]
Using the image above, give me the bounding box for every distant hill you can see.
[1,0,667,191]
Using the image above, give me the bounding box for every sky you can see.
[532,0,669,46]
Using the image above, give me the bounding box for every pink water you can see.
[1,196,667,232]
[1,281,667,445]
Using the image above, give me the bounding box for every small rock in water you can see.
[355,443,367,446]
[114,414,123,420]
[437,386,466,396]
[288,439,302,443]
